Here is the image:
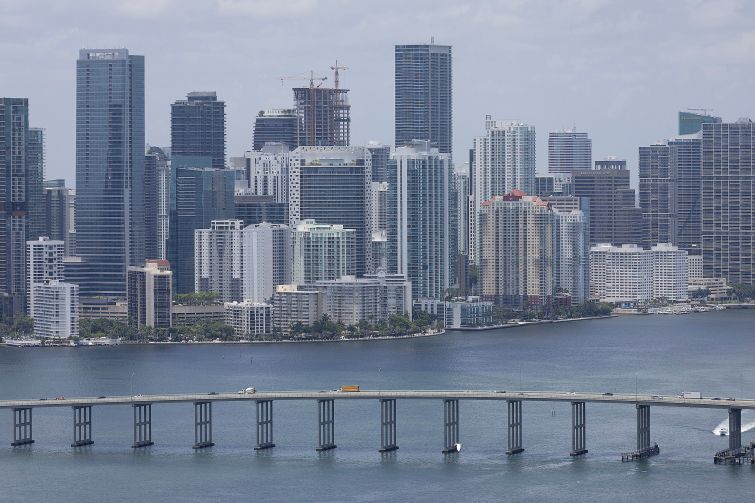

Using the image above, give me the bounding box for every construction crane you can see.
[330,60,349,89]
[280,71,328,88]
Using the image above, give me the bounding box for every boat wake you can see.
[712,411,755,436]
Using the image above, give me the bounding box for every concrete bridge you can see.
[2,390,754,464]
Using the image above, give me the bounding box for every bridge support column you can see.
[316,399,336,451]
[72,405,94,447]
[193,401,214,449]
[442,399,460,454]
[132,403,153,448]
[621,404,659,461]
[570,401,588,456]
[254,400,275,450]
[506,400,524,455]
[11,407,34,446]
[379,399,398,452]
[728,408,742,451]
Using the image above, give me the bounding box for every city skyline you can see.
[1,1,753,185]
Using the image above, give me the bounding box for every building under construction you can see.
[293,86,350,147]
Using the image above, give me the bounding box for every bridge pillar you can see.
[442,399,460,454]
[316,399,336,451]
[570,401,588,456]
[379,399,398,452]
[72,405,94,447]
[506,400,524,455]
[11,407,34,446]
[132,403,154,448]
[193,401,214,449]
[728,408,742,451]
[254,400,275,450]
[621,404,659,461]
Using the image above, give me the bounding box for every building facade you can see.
[252,109,299,151]
[293,87,350,147]
[26,128,46,240]
[271,284,323,334]
[388,141,451,300]
[679,111,721,135]
[554,208,589,304]
[289,146,372,276]
[75,49,145,298]
[292,220,355,284]
[224,301,272,338]
[171,92,225,169]
[43,180,73,253]
[32,280,79,339]
[242,222,292,303]
[701,119,755,284]
[479,191,556,308]
[548,129,592,174]
[639,143,672,248]
[127,259,172,328]
[394,44,452,157]
[26,237,65,317]
[651,243,688,301]
[589,244,652,303]
[194,219,244,302]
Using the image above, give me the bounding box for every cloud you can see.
[216,0,319,18]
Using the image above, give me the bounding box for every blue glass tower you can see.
[75,49,145,298]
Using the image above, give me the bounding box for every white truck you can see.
[682,391,702,399]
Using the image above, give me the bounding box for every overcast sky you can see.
[1,0,754,185]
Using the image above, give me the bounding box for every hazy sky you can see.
[1,0,754,185]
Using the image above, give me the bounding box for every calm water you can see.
[1,311,753,502]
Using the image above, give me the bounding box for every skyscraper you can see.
[292,220,356,284]
[26,128,46,240]
[554,208,589,305]
[679,111,721,135]
[144,147,168,260]
[394,44,452,157]
[26,237,64,317]
[75,49,145,298]
[127,259,172,328]
[289,146,372,276]
[43,180,71,246]
[469,117,536,264]
[638,143,672,247]
[293,87,350,147]
[548,129,592,174]
[242,222,292,302]
[367,142,390,183]
[171,92,226,169]
[573,160,642,246]
[0,98,29,317]
[252,109,299,151]
[388,140,451,300]
[167,160,235,293]
[194,219,245,302]
[702,119,755,284]
[669,136,703,254]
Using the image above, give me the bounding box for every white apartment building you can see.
[194,220,244,301]
[244,143,290,203]
[26,237,65,317]
[224,300,273,338]
[242,222,291,303]
[292,220,356,284]
[651,243,688,301]
[32,280,79,339]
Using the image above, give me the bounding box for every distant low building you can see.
[80,298,127,320]
[413,296,494,329]
[224,301,273,338]
[271,284,323,334]
[171,303,225,327]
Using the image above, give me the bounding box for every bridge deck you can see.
[1,391,753,410]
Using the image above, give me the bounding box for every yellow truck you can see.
[339,385,360,392]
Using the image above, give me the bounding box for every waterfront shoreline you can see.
[447,314,617,332]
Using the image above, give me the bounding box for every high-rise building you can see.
[292,220,356,284]
[194,219,244,302]
[548,129,592,174]
[669,136,703,255]
[479,191,556,308]
[639,143,672,247]
[289,146,372,276]
[679,111,721,135]
[144,146,168,260]
[242,222,292,303]
[388,140,451,300]
[702,119,755,284]
[0,98,29,316]
[293,87,350,147]
[244,143,289,205]
[651,243,688,301]
[31,280,79,339]
[167,161,235,293]
[171,92,226,169]
[26,237,65,317]
[252,109,299,151]
[573,160,642,246]
[554,208,589,305]
[234,193,287,227]
[367,142,390,183]
[469,118,536,264]
[43,180,72,249]
[26,128,46,240]
[75,49,145,298]
[394,44,452,157]
[127,259,172,328]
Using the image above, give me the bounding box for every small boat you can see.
[718,428,728,437]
